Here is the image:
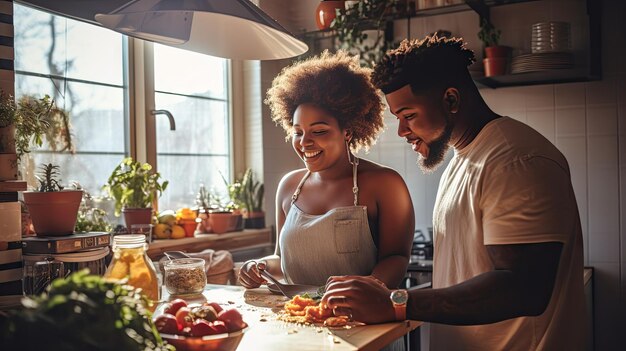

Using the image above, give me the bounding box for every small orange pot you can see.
[122,207,153,231]
[209,212,242,234]
[315,1,346,30]
[179,219,198,237]
[483,57,508,77]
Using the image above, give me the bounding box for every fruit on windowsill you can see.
[154,223,172,239]
[170,224,186,239]
[158,210,177,226]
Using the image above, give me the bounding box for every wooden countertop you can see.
[158,284,421,351]
[147,228,272,259]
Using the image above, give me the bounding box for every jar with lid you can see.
[164,258,207,295]
[104,235,159,308]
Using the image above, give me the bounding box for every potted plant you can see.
[104,157,168,231]
[194,182,242,234]
[240,169,265,229]
[74,185,113,233]
[478,18,511,77]
[331,0,399,68]
[22,163,83,236]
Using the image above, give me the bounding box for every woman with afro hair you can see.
[238,51,415,312]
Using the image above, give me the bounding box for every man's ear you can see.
[443,88,460,114]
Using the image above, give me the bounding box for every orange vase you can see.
[315,1,346,30]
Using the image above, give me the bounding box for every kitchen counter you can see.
[147,228,272,260]
[158,284,421,351]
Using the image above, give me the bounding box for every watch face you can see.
[391,289,409,305]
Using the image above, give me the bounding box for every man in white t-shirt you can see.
[322,36,585,350]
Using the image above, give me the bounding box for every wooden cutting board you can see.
[160,284,421,351]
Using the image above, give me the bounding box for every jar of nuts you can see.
[163,258,207,295]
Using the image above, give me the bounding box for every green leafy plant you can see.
[104,157,168,216]
[0,269,173,351]
[0,92,16,128]
[478,18,501,47]
[74,186,112,233]
[240,168,264,213]
[331,0,399,68]
[0,92,73,161]
[36,163,64,192]
[194,183,229,212]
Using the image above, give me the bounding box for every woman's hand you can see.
[322,275,396,324]
[238,260,266,289]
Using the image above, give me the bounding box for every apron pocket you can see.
[334,219,361,253]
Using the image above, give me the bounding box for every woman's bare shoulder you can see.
[358,159,406,183]
[276,168,308,198]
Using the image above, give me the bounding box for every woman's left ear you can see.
[344,129,352,141]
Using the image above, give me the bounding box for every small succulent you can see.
[36,163,64,192]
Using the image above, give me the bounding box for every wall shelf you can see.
[474,68,598,89]
[298,0,601,89]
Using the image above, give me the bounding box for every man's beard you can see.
[418,121,453,173]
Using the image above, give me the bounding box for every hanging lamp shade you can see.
[95,0,308,60]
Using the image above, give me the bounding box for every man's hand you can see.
[321,275,396,324]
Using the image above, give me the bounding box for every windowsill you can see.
[147,228,272,260]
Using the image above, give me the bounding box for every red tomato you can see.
[154,314,179,334]
[217,308,246,332]
[164,298,187,316]
[175,307,193,328]
[190,319,213,337]
[209,320,229,334]
[204,301,223,314]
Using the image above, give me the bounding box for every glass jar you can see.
[104,235,159,307]
[164,258,207,295]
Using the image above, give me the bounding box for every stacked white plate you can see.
[531,21,570,53]
[511,52,574,74]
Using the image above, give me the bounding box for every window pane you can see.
[157,155,229,211]
[154,44,227,99]
[155,93,229,155]
[16,75,126,153]
[14,4,124,86]
[153,45,230,211]
[29,153,125,200]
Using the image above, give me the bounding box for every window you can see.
[14,4,127,194]
[153,44,230,210]
[13,4,232,213]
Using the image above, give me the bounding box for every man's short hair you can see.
[371,35,476,95]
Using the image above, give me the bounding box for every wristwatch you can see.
[390,289,409,321]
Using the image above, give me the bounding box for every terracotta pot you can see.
[0,124,15,154]
[483,57,508,77]
[179,218,198,237]
[122,207,153,231]
[315,1,345,30]
[209,212,242,234]
[244,211,265,229]
[23,190,83,236]
[484,45,511,58]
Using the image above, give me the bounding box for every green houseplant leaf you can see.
[104,157,169,216]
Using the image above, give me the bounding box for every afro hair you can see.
[265,50,385,152]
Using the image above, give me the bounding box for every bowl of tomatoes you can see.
[154,298,248,351]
